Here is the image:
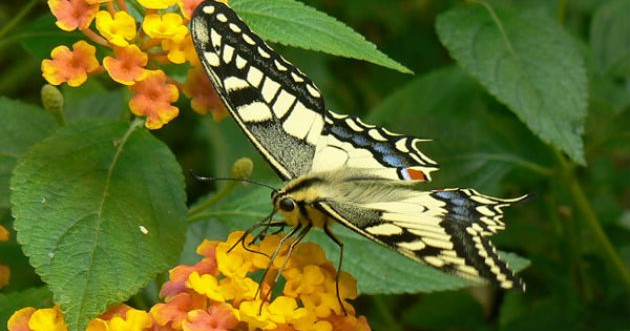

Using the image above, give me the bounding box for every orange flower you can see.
[183,67,228,119]
[177,0,205,20]
[0,224,9,241]
[41,40,100,87]
[182,304,239,331]
[103,45,148,85]
[7,307,35,331]
[129,70,179,129]
[48,0,98,31]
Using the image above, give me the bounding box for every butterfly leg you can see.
[323,224,348,315]
[256,223,312,313]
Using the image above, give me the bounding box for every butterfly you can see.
[190,0,525,292]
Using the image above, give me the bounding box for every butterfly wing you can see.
[315,184,526,290]
[315,111,439,181]
[191,0,438,181]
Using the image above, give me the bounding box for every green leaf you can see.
[0,97,57,209]
[368,66,552,192]
[590,0,630,74]
[436,5,588,165]
[230,0,412,73]
[61,81,128,123]
[589,0,630,114]
[10,120,187,331]
[14,14,83,60]
[201,185,529,294]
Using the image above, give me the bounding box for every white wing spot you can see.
[345,118,364,132]
[282,101,316,139]
[397,240,426,251]
[261,77,280,102]
[210,28,221,48]
[229,22,241,33]
[274,59,287,71]
[365,223,403,236]
[258,47,271,58]
[237,102,273,122]
[222,44,235,63]
[242,33,256,45]
[291,72,304,83]
[306,84,321,98]
[235,55,247,69]
[203,51,220,67]
[202,5,215,14]
[216,13,228,22]
[305,115,324,145]
[368,129,387,142]
[395,138,410,152]
[272,90,296,118]
[246,66,264,87]
[422,237,453,250]
[223,76,249,92]
[424,256,445,268]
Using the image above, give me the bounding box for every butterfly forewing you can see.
[191,1,325,180]
[191,0,438,182]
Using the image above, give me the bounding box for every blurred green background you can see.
[1,0,628,330]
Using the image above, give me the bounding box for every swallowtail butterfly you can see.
[191,0,525,291]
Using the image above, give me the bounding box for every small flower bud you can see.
[231,157,253,179]
[41,84,66,125]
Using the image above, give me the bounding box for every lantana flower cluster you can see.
[42,0,227,129]
[8,231,371,331]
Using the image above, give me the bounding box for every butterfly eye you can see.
[278,198,296,212]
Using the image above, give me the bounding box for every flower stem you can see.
[555,150,630,289]
[0,0,39,39]
[187,180,238,219]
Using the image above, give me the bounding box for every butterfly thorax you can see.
[273,169,417,229]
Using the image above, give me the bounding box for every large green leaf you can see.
[368,66,551,192]
[230,0,411,73]
[0,97,57,209]
[10,120,187,331]
[436,5,587,165]
[195,185,529,294]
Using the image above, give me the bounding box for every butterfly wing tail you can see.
[430,189,526,291]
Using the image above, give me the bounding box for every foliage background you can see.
[0,0,629,330]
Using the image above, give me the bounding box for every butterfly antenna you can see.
[189,169,278,192]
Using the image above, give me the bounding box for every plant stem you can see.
[0,0,39,39]
[555,150,630,290]
[187,181,237,219]
[371,295,404,331]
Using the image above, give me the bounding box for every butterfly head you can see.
[271,177,330,229]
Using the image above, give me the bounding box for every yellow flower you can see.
[95,10,137,47]
[28,306,67,331]
[142,13,188,41]
[138,0,178,10]
[108,308,153,331]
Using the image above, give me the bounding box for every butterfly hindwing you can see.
[314,179,525,290]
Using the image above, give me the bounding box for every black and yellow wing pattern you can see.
[191,0,525,291]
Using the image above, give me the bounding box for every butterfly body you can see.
[191,0,525,291]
